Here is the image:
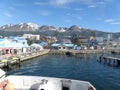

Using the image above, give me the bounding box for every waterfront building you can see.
[23,34,40,40]
[60,39,72,44]
[0,38,29,58]
[51,43,61,50]
[95,37,104,43]
[39,41,48,46]
[8,36,28,46]
[51,43,74,50]
[78,36,88,45]
[119,37,120,41]
[30,43,43,52]
[74,45,81,50]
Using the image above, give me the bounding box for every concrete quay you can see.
[49,49,113,55]
[0,49,50,68]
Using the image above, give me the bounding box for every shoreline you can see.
[0,48,119,68]
[49,49,114,55]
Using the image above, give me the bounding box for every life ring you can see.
[0,79,15,90]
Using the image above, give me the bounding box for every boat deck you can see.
[4,75,96,90]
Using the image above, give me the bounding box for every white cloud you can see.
[78,0,108,5]
[12,3,25,7]
[76,16,82,20]
[34,0,110,8]
[104,19,114,23]
[34,0,74,7]
[34,2,48,6]
[4,12,13,17]
[50,0,74,6]
[110,22,120,25]
[67,13,82,20]
[8,7,15,10]
[96,18,102,21]
[39,10,51,16]
[88,5,96,8]
[65,19,72,23]
[74,8,83,11]
[104,18,120,25]
[34,0,72,9]
[77,0,109,8]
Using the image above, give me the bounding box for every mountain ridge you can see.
[0,23,104,33]
[0,23,119,39]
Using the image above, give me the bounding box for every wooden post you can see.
[117,60,120,65]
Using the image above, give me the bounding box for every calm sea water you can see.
[3,54,120,90]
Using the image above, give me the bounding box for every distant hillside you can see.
[0,23,119,39]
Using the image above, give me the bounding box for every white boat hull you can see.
[0,75,96,90]
[0,69,96,90]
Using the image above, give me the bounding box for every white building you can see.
[8,36,28,46]
[23,34,40,40]
[95,37,104,42]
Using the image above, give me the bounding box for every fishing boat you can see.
[0,69,96,90]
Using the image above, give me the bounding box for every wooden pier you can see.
[98,56,120,66]
[0,49,50,68]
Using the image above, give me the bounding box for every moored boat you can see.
[0,69,96,90]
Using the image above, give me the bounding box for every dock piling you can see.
[98,56,120,66]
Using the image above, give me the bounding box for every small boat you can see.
[0,69,96,90]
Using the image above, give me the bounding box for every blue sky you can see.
[0,0,120,32]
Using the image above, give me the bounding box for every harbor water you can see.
[3,54,120,90]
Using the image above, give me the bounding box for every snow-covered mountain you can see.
[0,23,114,39]
[0,23,39,32]
[0,23,67,32]
[0,23,108,37]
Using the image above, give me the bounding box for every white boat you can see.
[0,69,96,90]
